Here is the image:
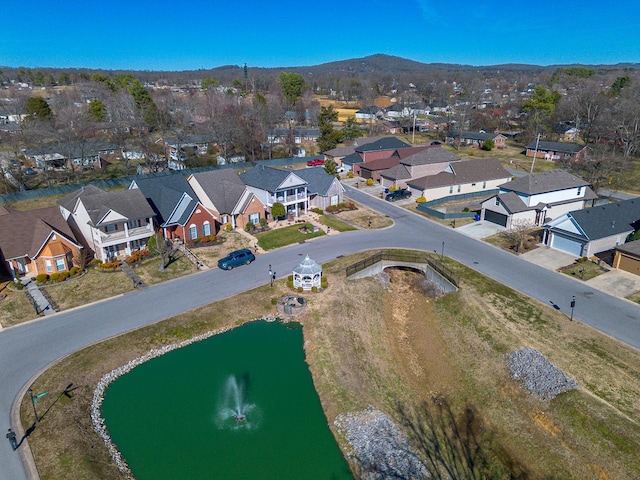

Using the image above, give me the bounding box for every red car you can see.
[306,158,324,166]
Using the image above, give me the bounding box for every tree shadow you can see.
[389,396,529,480]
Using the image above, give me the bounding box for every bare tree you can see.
[501,220,535,253]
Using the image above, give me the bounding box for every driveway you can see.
[519,246,577,271]
[586,269,640,298]
[455,220,505,239]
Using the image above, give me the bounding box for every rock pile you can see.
[334,406,427,480]
[505,347,578,401]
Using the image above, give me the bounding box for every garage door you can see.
[484,209,508,227]
[551,234,584,257]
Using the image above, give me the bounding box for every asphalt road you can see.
[1,185,639,479]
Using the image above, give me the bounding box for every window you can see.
[105,245,119,259]
[221,215,229,224]
[55,258,66,271]
[482,181,487,189]
[471,183,476,187]
[104,224,118,233]
[202,221,211,237]
[45,259,53,273]
[189,225,198,240]
[577,186,582,196]
[249,213,260,224]
[495,198,500,206]
[128,219,142,229]
[130,239,146,250]
[449,186,453,194]
[457,185,461,193]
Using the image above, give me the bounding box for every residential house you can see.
[130,173,218,243]
[287,167,345,210]
[267,128,320,145]
[407,158,511,201]
[355,106,381,121]
[525,141,588,162]
[58,185,155,261]
[322,146,356,167]
[359,145,433,182]
[187,169,265,231]
[481,170,597,229]
[161,133,217,170]
[378,146,461,188]
[0,206,83,280]
[445,130,507,149]
[25,141,119,170]
[351,137,412,175]
[613,240,640,276]
[543,198,640,258]
[239,165,308,218]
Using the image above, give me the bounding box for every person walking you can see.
[6,428,18,450]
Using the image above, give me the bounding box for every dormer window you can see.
[577,186,582,195]
[495,198,500,206]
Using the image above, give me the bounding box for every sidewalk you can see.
[24,279,55,315]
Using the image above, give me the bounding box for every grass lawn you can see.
[0,284,38,327]
[21,250,640,480]
[255,223,325,250]
[558,260,609,281]
[133,253,196,285]
[626,290,640,305]
[317,214,357,232]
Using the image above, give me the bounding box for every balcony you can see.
[97,223,154,245]
[272,192,307,204]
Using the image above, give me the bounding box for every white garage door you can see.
[551,234,584,257]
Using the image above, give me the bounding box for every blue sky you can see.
[2,0,639,71]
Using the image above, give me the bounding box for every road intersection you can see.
[1,185,639,479]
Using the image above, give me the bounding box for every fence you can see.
[0,156,315,205]
[346,250,459,288]
[416,190,498,220]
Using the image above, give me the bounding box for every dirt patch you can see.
[333,198,393,229]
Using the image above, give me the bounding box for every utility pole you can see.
[530,132,541,173]
[411,110,417,144]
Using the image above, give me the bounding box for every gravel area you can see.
[334,407,427,480]
[506,347,579,401]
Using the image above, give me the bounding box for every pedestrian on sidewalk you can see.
[6,428,17,450]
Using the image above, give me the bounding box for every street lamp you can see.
[27,389,39,423]
[441,241,445,261]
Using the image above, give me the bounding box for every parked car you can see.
[385,189,412,202]
[217,249,256,270]
[306,158,324,166]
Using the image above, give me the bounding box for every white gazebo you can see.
[292,255,322,291]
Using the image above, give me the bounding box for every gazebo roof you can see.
[293,255,322,275]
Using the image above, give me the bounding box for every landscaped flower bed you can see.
[326,202,357,213]
[35,267,83,285]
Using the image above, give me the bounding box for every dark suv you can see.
[217,249,256,270]
[385,189,412,202]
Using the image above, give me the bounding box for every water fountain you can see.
[218,374,255,428]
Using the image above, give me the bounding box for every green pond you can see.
[101,320,353,479]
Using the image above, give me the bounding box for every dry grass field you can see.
[20,251,640,479]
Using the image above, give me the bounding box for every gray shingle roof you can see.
[355,137,410,153]
[447,130,504,141]
[191,169,248,214]
[400,146,460,166]
[239,165,306,192]
[287,167,339,196]
[500,169,589,195]
[525,141,586,154]
[568,198,640,240]
[340,152,364,166]
[616,239,640,256]
[58,185,155,226]
[131,174,199,227]
[407,158,511,190]
[380,163,412,181]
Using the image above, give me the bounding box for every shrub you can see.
[36,273,49,283]
[14,280,24,290]
[366,178,374,186]
[287,274,294,281]
[326,205,338,213]
[389,184,398,192]
[271,202,286,220]
[311,286,318,293]
[577,257,589,263]
[287,280,294,289]
[416,196,427,203]
[270,298,278,305]
[207,234,217,243]
[225,224,233,231]
[321,277,328,288]
[69,266,81,276]
[462,207,470,212]
[297,286,304,293]
[99,261,121,270]
[245,222,254,232]
[49,272,60,282]
[312,208,324,215]
[259,218,268,228]
[347,171,354,178]
[58,271,70,282]
[481,139,495,151]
